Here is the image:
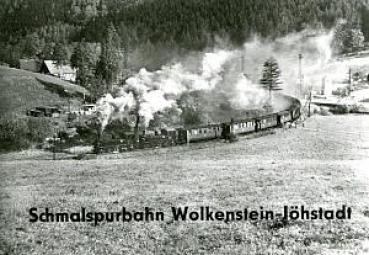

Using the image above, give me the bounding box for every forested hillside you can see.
[1,0,369,98]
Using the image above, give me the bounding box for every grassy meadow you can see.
[0,66,87,116]
[1,115,369,254]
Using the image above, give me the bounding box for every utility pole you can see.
[241,54,245,75]
[348,68,352,96]
[308,88,312,117]
[298,53,303,98]
[94,116,101,155]
[53,133,56,160]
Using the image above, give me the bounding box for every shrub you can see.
[329,104,359,114]
[319,106,333,116]
[349,104,360,113]
[332,87,349,97]
[0,117,53,152]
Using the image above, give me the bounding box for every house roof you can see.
[43,60,76,75]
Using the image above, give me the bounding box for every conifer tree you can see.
[71,41,90,88]
[52,42,68,66]
[333,22,365,54]
[96,23,121,93]
[260,57,283,104]
[23,33,42,58]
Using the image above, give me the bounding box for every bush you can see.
[319,106,333,116]
[0,117,53,152]
[349,104,360,113]
[329,104,359,114]
[332,87,349,97]
[330,105,350,114]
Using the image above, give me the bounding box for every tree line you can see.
[0,0,369,100]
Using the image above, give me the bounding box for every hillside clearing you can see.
[0,66,88,116]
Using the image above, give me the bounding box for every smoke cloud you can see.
[97,29,340,130]
[96,50,237,130]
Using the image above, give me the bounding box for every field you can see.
[0,66,88,116]
[1,115,369,254]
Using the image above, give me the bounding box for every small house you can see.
[40,60,76,82]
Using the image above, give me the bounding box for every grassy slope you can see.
[1,115,369,254]
[0,66,88,116]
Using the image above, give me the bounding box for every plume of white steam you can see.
[315,31,333,66]
[240,29,336,97]
[202,51,232,87]
[96,92,135,130]
[228,75,269,110]
[139,90,175,125]
[96,50,235,130]
[96,29,345,131]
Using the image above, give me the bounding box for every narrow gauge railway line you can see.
[97,97,302,155]
[98,129,278,160]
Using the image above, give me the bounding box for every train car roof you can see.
[231,117,257,123]
[176,107,297,131]
[35,106,58,109]
[184,123,223,130]
[278,110,291,114]
[255,113,278,120]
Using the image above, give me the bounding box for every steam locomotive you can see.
[98,100,301,152]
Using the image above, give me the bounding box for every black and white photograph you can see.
[1,0,369,254]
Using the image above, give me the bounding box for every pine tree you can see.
[260,57,283,104]
[52,42,68,65]
[71,41,90,88]
[333,22,365,54]
[23,33,42,58]
[96,23,121,93]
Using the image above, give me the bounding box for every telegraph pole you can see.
[298,53,303,98]
[308,88,312,117]
[348,68,352,96]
